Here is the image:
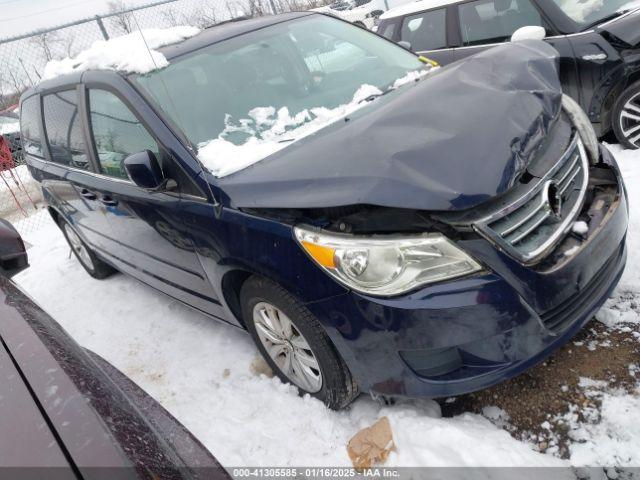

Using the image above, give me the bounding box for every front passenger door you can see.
[84,87,220,314]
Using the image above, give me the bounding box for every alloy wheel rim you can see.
[64,224,94,271]
[252,302,322,393]
[620,92,640,148]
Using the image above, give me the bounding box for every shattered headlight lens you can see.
[562,94,599,164]
[294,226,482,296]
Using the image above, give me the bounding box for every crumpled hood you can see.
[599,9,640,46]
[215,40,562,212]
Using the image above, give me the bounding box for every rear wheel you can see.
[59,218,116,279]
[612,81,640,150]
[241,276,359,409]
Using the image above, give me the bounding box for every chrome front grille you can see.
[474,135,589,264]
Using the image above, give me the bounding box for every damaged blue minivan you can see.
[21,12,627,409]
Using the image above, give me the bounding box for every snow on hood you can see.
[198,69,433,177]
[215,41,563,212]
[42,26,200,80]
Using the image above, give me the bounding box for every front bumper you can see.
[306,145,628,398]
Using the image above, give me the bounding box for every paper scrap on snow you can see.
[42,26,200,80]
[250,355,274,378]
[347,417,395,470]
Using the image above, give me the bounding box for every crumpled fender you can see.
[215,40,562,212]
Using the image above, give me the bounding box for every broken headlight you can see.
[294,226,482,296]
[562,94,599,164]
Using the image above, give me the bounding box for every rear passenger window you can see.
[20,96,44,158]
[42,90,89,169]
[88,89,159,180]
[400,8,447,52]
[458,0,544,46]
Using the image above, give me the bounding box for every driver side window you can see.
[88,89,159,180]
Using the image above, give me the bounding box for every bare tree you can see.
[6,69,24,94]
[161,7,182,27]
[107,0,134,34]
[0,68,26,110]
[225,1,244,19]
[61,34,77,58]
[182,5,218,29]
[241,0,269,17]
[29,31,61,62]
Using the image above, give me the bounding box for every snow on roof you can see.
[42,26,201,81]
[380,0,460,20]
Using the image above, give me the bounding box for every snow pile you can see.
[572,221,588,235]
[392,68,433,89]
[0,121,20,135]
[198,84,384,177]
[596,144,640,330]
[42,26,200,80]
[566,386,640,466]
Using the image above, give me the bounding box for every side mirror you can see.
[0,219,28,278]
[124,150,164,189]
[511,26,546,42]
[398,41,412,51]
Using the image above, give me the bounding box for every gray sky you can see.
[0,0,152,39]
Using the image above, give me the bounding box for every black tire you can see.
[612,80,640,150]
[240,276,359,410]
[58,217,116,279]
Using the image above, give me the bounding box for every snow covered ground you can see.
[11,145,640,472]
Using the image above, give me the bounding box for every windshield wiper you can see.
[358,87,397,104]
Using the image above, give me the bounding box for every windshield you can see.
[551,0,640,29]
[133,14,427,176]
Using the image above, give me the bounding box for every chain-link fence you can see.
[0,0,329,236]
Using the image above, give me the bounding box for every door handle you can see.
[100,195,118,207]
[79,188,97,200]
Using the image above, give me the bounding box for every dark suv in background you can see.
[377,0,640,148]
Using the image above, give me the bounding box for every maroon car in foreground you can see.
[0,219,229,479]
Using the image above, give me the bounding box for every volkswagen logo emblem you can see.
[545,181,563,220]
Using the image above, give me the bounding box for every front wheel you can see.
[241,276,359,409]
[612,81,640,150]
